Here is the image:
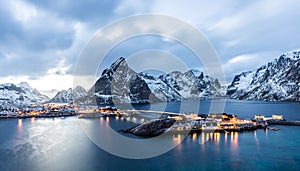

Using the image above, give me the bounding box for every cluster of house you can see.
[77,106,120,118]
[254,114,284,121]
[164,113,284,132]
[0,103,76,118]
[0,102,122,119]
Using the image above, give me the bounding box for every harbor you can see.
[0,100,299,171]
[1,103,299,133]
[118,111,273,136]
[0,103,76,119]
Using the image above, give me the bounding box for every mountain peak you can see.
[190,69,203,77]
[18,82,33,91]
[51,86,88,103]
[280,49,300,61]
[110,57,126,70]
[74,85,87,92]
[101,57,128,77]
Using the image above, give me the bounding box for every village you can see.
[161,113,284,133]
[0,102,288,134]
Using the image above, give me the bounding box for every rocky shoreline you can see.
[120,118,176,137]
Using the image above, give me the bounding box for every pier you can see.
[267,120,300,126]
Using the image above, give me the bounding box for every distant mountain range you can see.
[0,82,49,103]
[0,82,49,111]
[1,49,299,108]
[51,86,87,103]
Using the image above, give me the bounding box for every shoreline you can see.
[267,120,300,126]
[0,113,76,119]
[1,111,300,128]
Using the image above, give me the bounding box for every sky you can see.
[0,0,300,97]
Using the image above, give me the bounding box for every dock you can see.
[267,120,300,126]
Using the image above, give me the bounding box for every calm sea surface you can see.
[0,100,300,171]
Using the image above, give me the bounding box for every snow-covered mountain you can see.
[89,57,156,105]
[0,82,50,113]
[85,57,225,105]
[51,86,87,103]
[0,82,49,103]
[140,70,224,101]
[227,50,300,101]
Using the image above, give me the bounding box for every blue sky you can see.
[0,0,300,97]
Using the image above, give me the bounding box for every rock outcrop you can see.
[121,118,176,136]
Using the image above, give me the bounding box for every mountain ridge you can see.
[78,57,226,105]
[2,49,299,107]
[227,49,300,101]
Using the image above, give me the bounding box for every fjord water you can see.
[0,100,300,171]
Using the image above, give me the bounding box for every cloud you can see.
[93,35,203,77]
[0,0,75,51]
[222,51,282,81]
[0,0,300,93]
[0,0,77,79]
[208,0,300,56]
[150,0,300,83]
[0,2,24,43]
[0,0,151,85]
[25,0,122,24]
[127,49,189,74]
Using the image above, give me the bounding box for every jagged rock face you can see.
[52,89,73,103]
[139,72,181,101]
[140,69,224,101]
[73,86,87,100]
[159,70,200,99]
[91,57,154,105]
[227,50,300,101]
[85,57,225,105]
[51,86,87,103]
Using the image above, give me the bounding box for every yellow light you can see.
[192,133,197,142]
[201,132,205,144]
[18,119,22,127]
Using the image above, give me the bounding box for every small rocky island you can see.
[119,112,289,137]
[120,118,176,136]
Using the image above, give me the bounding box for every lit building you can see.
[272,114,283,120]
[254,115,265,120]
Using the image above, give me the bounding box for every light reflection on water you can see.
[192,133,197,142]
[0,116,299,171]
[18,119,22,128]
[231,132,239,152]
[254,130,259,146]
[0,99,300,170]
[30,117,35,123]
[171,131,255,151]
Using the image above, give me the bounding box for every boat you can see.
[269,127,280,131]
[223,130,230,133]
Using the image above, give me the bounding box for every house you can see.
[272,114,283,120]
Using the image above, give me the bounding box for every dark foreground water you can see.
[0,100,300,171]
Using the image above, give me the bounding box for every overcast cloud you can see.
[0,0,299,97]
